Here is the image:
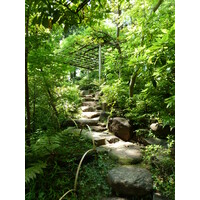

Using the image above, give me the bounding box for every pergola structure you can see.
[68,43,110,82]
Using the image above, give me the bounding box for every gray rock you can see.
[81,111,100,119]
[108,144,142,164]
[90,126,107,132]
[94,138,106,147]
[141,137,168,148]
[153,192,168,200]
[107,137,120,144]
[108,117,131,141]
[150,123,175,139]
[108,166,153,196]
[83,96,95,101]
[82,101,97,107]
[81,106,96,112]
[75,117,99,126]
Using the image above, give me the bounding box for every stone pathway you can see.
[67,90,164,200]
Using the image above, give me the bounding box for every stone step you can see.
[80,90,94,96]
[82,101,97,107]
[75,117,100,126]
[97,122,106,127]
[83,94,94,98]
[80,106,96,112]
[90,126,107,132]
[82,97,96,101]
[96,105,102,110]
[107,166,153,197]
[97,141,143,164]
[81,111,100,119]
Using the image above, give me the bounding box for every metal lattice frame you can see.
[68,44,108,71]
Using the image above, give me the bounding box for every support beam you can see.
[99,44,102,83]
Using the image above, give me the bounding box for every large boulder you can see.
[108,117,131,141]
[150,123,175,139]
[108,166,153,197]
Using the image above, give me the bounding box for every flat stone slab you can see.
[108,166,153,196]
[75,117,99,126]
[90,126,107,132]
[108,143,142,164]
[97,122,106,127]
[82,101,97,107]
[141,137,168,148]
[83,97,96,101]
[81,111,100,119]
[96,140,142,164]
[80,106,96,112]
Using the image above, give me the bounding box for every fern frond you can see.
[25,162,47,184]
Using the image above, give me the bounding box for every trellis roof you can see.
[68,44,109,70]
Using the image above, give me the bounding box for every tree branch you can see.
[76,0,90,13]
[152,0,164,13]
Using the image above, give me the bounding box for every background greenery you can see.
[25,0,175,199]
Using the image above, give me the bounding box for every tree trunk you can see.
[152,0,164,13]
[33,75,36,132]
[40,68,60,129]
[116,4,122,78]
[129,72,138,97]
[25,7,31,146]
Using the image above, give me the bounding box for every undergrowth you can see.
[142,138,175,200]
[25,128,116,200]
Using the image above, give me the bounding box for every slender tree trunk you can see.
[116,4,122,78]
[33,75,36,132]
[40,68,60,129]
[25,8,31,146]
[129,0,164,98]
[152,0,164,13]
[129,72,138,97]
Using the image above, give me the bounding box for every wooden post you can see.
[99,44,101,83]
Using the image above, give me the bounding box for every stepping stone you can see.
[94,138,106,147]
[97,122,106,127]
[96,141,142,164]
[81,111,100,119]
[141,137,168,148]
[84,94,94,98]
[80,106,96,112]
[107,137,120,144]
[75,117,99,126]
[107,166,153,197]
[96,105,102,110]
[82,101,97,107]
[108,143,143,164]
[83,97,95,101]
[90,126,107,132]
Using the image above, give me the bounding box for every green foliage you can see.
[25,128,93,199]
[77,152,117,200]
[25,162,47,183]
[26,0,175,199]
[101,80,128,109]
[26,128,117,200]
[143,144,175,200]
[55,85,82,118]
